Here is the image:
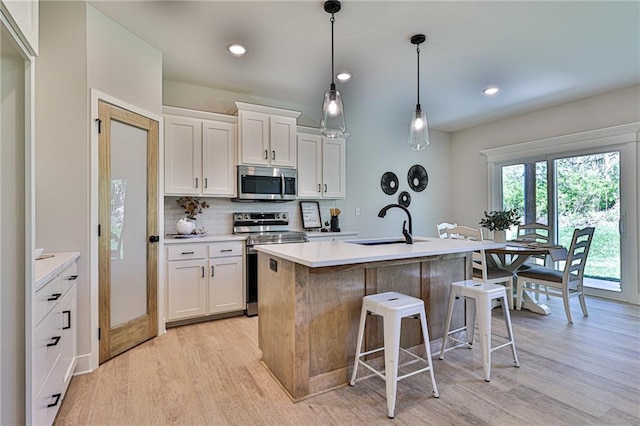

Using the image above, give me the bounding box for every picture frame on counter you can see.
[300,201,322,229]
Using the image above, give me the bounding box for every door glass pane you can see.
[502,161,547,240]
[110,120,148,327]
[555,152,621,290]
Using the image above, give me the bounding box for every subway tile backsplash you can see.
[164,197,346,236]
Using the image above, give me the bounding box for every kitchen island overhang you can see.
[255,237,504,401]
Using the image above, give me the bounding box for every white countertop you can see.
[164,234,246,244]
[35,252,80,290]
[254,236,505,268]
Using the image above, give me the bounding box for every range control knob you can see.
[243,214,250,220]
[281,212,287,220]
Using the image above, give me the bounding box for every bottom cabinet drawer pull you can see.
[181,251,195,255]
[220,249,233,253]
[47,336,61,347]
[47,393,62,408]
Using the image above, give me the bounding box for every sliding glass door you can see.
[500,147,629,300]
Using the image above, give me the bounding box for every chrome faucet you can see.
[377,204,413,244]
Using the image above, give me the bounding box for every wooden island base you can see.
[257,252,470,401]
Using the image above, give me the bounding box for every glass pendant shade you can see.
[408,105,430,150]
[320,86,346,138]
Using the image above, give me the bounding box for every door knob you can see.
[149,235,160,243]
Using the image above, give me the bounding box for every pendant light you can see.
[408,34,430,151]
[320,0,346,138]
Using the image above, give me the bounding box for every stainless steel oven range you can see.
[233,212,308,317]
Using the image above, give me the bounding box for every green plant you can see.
[479,209,521,231]
[176,197,209,220]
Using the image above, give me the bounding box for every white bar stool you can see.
[350,291,439,419]
[439,280,520,382]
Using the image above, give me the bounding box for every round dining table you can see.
[486,242,568,315]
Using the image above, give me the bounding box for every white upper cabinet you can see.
[236,102,301,168]
[297,128,346,199]
[1,0,39,55]
[163,107,237,197]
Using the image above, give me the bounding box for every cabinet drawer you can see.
[33,355,64,426]
[167,245,207,261]
[208,241,243,258]
[33,309,62,396]
[34,276,62,327]
[58,262,78,296]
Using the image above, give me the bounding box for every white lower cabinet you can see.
[31,254,79,426]
[166,240,244,322]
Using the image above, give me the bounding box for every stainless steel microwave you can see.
[236,165,297,201]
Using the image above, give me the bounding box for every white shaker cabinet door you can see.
[238,110,270,166]
[269,115,297,168]
[167,259,207,320]
[296,133,322,198]
[164,115,202,195]
[208,256,243,315]
[322,137,346,199]
[202,119,236,196]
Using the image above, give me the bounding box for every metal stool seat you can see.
[439,280,520,381]
[350,291,439,418]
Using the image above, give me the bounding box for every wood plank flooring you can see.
[55,296,640,425]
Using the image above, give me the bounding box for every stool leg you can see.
[383,314,402,418]
[439,290,457,360]
[476,293,492,382]
[350,305,369,386]
[418,309,439,398]
[466,297,477,346]
[501,293,520,368]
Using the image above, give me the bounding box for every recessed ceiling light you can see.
[336,71,352,82]
[483,86,499,95]
[227,43,248,57]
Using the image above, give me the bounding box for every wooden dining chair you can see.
[516,227,595,323]
[516,222,551,266]
[437,222,457,239]
[444,225,515,309]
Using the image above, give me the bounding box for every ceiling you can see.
[88,1,640,132]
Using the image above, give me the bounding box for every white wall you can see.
[36,2,162,372]
[164,80,452,239]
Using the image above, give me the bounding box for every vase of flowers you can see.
[176,197,210,235]
[479,209,520,242]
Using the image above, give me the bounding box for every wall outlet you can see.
[355,208,361,216]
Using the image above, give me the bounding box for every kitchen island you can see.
[255,237,503,401]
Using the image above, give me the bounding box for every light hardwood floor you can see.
[55,296,640,425]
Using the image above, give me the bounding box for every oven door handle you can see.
[280,173,285,199]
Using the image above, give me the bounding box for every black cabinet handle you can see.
[47,293,62,302]
[47,393,62,408]
[181,251,194,255]
[211,266,215,277]
[63,310,71,330]
[324,184,328,192]
[272,150,276,160]
[47,336,61,347]
[201,266,205,278]
[195,177,199,188]
[149,235,160,243]
[65,275,78,281]
[264,150,268,160]
[220,249,233,253]
[318,184,321,192]
[205,178,208,188]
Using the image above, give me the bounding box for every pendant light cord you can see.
[330,15,336,88]
[416,43,421,108]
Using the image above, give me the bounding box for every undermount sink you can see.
[346,238,429,246]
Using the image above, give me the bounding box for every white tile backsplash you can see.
[165,197,346,236]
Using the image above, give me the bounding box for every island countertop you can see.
[254,236,504,268]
